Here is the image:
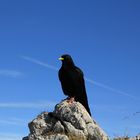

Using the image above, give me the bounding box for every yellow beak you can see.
[59,57,64,61]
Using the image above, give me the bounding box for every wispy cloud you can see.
[21,55,58,71]
[85,78,138,101]
[21,55,137,101]
[0,70,23,78]
[0,118,26,126]
[93,104,127,113]
[129,125,140,129]
[122,111,140,120]
[0,133,21,140]
[0,101,56,109]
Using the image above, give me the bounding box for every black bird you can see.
[58,54,91,116]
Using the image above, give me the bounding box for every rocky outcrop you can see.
[23,100,108,140]
[129,134,140,140]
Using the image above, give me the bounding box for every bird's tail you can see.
[75,95,91,116]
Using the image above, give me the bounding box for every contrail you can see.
[21,55,58,71]
[21,55,137,101]
[85,78,138,101]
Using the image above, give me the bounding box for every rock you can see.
[23,100,108,140]
[129,133,140,140]
[22,136,29,140]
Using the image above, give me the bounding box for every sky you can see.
[0,0,140,139]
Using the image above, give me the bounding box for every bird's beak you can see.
[59,57,64,61]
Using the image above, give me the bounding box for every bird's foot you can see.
[67,97,75,104]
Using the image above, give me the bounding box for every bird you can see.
[58,54,91,116]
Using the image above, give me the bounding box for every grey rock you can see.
[22,136,29,140]
[23,100,108,140]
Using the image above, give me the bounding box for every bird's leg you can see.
[67,97,75,103]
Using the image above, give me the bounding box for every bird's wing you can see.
[58,68,67,91]
[58,68,62,81]
[74,67,91,116]
[71,67,86,95]
[58,68,73,96]
[75,66,84,77]
[75,66,85,84]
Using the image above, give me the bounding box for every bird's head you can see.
[59,54,75,66]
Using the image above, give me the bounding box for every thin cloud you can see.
[0,70,23,78]
[85,78,138,101]
[0,101,56,109]
[0,119,26,126]
[0,133,21,140]
[21,55,137,101]
[21,55,58,71]
[129,125,140,129]
[93,104,127,113]
[122,111,140,120]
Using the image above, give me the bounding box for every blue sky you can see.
[0,0,140,139]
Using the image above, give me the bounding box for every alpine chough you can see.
[58,54,91,116]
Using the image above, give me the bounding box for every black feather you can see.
[58,54,91,116]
